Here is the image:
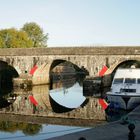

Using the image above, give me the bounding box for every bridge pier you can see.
[32,63,51,85]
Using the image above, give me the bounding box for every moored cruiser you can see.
[107,68,140,110]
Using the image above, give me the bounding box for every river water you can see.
[0,74,128,140]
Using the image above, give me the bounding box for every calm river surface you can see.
[0,75,128,140]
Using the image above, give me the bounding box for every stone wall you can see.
[0,47,140,77]
[0,47,140,55]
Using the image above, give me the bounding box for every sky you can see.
[0,0,140,47]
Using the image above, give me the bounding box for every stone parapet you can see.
[0,46,140,56]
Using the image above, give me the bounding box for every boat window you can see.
[120,89,136,93]
[138,79,140,84]
[125,78,136,84]
[113,78,124,84]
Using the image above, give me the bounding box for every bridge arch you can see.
[49,59,82,72]
[109,59,140,81]
[0,60,19,94]
[105,58,140,75]
[32,59,85,85]
[102,59,140,93]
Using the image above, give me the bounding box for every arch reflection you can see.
[10,76,88,114]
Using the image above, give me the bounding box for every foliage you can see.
[0,28,33,48]
[22,22,48,47]
[23,124,42,135]
[0,22,48,48]
[0,37,5,47]
[0,121,42,135]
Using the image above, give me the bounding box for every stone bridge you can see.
[0,47,140,85]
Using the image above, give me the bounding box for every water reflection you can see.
[32,85,51,110]
[105,106,130,122]
[0,74,131,139]
[0,121,88,140]
[0,86,15,109]
[0,74,129,123]
[50,82,86,109]
[0,121,42,136]
[0,76,106,121]
[8,76,88,114]
[49,75,88,112]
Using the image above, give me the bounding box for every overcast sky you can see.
[0,0,140,47]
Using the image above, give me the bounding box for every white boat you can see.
[107,68,140,110]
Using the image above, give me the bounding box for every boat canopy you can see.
[114,68,140,79]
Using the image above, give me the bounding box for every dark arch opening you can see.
[50,59,88,72]
[115,60,140,69]
[49,59,89,88]
[112,60,140,79]
[0,61,19,96]
[102,60,140,96]
[0,61,19,108]
[50,59,89,74]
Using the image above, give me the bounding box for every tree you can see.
[21,22,48,47]
[0,36,4,47]
[0,28,33,48]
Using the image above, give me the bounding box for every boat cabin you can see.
[111,68,140,94]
